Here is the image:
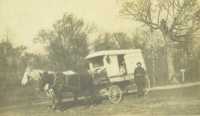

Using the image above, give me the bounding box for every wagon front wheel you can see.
[108,85,123,104]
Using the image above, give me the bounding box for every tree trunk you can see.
[162,31,177,84]
[151,49,156,87]
[166,46,176,82]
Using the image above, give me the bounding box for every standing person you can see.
[134,62,146,97]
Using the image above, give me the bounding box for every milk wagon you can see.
[85,49,147,104]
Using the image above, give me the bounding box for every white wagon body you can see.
[86,49,146,83]
[85,49,147,104]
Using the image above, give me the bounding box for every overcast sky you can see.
[0,0,138,52]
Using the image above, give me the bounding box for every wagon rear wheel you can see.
[108,85,123,104]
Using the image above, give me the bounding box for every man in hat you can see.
[134,62,146,97]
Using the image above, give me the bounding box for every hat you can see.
[136,62,142,65]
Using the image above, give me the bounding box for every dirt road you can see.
[1,84,200,116]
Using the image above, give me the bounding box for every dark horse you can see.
[28,70,96,110]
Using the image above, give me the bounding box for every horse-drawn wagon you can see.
[21,49,148,109]
[85,49,147,103]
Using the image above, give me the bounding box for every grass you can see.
[1,85,200,116]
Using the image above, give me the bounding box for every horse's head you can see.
[21,69,43,87]
[38,71,56,92]
[38,71,49,91]
[21,71,31,86]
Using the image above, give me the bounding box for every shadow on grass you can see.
[60,97,104,111]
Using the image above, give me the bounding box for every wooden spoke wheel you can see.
[108,85,123,104]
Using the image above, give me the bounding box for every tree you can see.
[120,0,200,81]
[35,13,91,72]
[94,33,117,51]
[93,32,135,51]
[0,39,26,91]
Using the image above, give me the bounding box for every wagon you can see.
[85,49,147,104]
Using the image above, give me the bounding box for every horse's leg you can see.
[90,94,97,106]
[48,90,57,111]
[88,86,101,106]
[46,90,55,110]
[51,96,56,110]
[57,93,63,110]
[47,97,53,110]
[73,91,79,103]
[53,93,63,111]
[84,88,95,107]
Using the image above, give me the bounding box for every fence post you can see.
[180,69,185,83]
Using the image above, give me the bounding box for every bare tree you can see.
[93,32,136,51]
[120,0,200,81]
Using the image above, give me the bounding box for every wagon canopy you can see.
[86,49,146,78]
[63,70,78,76]
[85,49,142,59]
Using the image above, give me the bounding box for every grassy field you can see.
[1,85,200,116]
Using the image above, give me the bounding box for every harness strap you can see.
[52,73,57,88]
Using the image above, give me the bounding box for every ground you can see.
[1,85,200,116]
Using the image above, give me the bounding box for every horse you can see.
[21,69,44,87]
[21,69,97,111]
[21,69,60,109]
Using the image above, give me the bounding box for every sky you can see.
[0,0,138,53]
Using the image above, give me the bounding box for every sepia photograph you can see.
[0,0,200,115]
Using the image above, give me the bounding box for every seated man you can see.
[119,61,126,75]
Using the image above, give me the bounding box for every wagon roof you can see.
[85,49,142,59]
[62,70,78,76]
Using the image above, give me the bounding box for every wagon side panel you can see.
[124,52,146,79]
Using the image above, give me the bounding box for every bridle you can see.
[39,72,56,98]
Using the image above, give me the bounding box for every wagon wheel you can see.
[108,85,123,104]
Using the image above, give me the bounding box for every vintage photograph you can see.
[0,0,200,115]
